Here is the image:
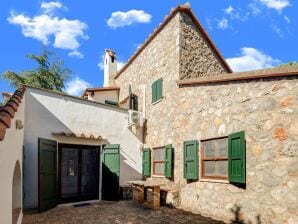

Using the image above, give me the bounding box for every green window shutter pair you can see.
[228,131,246,184]
[151,78,163,103]
[183,131,246,184]
[183,140,198,180]
[142,148,151,177]
[164,144,173,178]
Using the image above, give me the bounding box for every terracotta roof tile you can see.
[0,86,26,141]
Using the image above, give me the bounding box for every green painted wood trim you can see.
[228,131,246,184]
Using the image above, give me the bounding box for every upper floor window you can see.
[151,78,163,103]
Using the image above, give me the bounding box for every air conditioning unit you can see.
[128,110,143,127]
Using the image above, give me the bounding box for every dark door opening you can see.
[102,144,120,201]
[58,144,99,203]
[38,138,58,212]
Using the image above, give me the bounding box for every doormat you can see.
[73,203,91,208]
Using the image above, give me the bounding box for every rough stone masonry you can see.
[114,6,298,224]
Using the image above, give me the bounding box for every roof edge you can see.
[113,4,232,80]
[23,85,128,113]
[0,86,26,141]
[81,86,120,98]
[176,67,298,86]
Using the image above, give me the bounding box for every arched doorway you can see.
[12,161,22,224]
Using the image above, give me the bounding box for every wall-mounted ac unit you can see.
[128,110,143,127]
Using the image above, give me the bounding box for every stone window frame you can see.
[152,146,166,176]
[200,136,229,181]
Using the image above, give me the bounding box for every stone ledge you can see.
[177,66,298,87]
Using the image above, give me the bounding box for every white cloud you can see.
[271,25,284,37]
[218,18,229,29]
[68,50,84,59]
[284,15,290,23]
[65,76,90,96]
[98,62,104,70]
[225,5,234,15]
[117,61,125,71]
[8,2,88,58]
[249,3,262,15]
[259,0,290,13]
[41,1,65,14]
[107,10,152,29]
[226,47,281,72]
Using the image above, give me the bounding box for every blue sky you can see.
[0,0,297,100]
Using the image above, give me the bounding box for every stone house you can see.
[0,3,297,224]
[106,4,297,224]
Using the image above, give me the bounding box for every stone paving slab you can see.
[22,201,225,224]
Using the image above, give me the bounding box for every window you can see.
[153,147,165,175]
[201,137,228,180]
[151,78,163,103]
[105,100,118,106]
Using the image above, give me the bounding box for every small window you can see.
[111,55,115,63]
[151,78,163,103]
[153,147,165,176]
[105,100,118,106]
[201,137,228,180]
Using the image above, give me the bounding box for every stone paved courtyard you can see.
[22,201,226,224]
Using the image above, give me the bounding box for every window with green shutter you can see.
[228,131,246,184]
[151,78,163,103]
[184,140,198,180]
[164,144,173,178]
[142,148,151,177]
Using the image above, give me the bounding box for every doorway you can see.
[58,144,100,203]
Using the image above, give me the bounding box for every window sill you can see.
[152,97,164,105]
[200,178,229,184]
[152,175,165,178]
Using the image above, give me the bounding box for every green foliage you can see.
[1,48,72,92]
[278,61,298,67]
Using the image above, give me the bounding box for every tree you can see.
[1,48,72,92]
[278,61,298,67]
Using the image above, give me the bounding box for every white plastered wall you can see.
[0,98,25,224]
[23,87,142,209]
[87,90,119,104]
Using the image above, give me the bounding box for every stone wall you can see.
[172,77,298,224]
[179,12,228,79]
[115,11,181,120]
[113,9,298,224]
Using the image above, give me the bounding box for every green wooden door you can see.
[38,138,57,212]
[102,144,120,201]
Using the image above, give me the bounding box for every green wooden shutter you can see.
[164,144,173,178]
[157,78,163,100]
[228,131,246,184]
[151,82,156,103]
[142,148,151,177]
[183,140,198,180]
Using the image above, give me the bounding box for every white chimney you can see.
[103,49,117,87]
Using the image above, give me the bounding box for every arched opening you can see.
[12,161,22,224]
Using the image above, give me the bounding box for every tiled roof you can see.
[113,4,232,80]
[0,86,26,141]
[176,65,298,86]
[52,132,104,140]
